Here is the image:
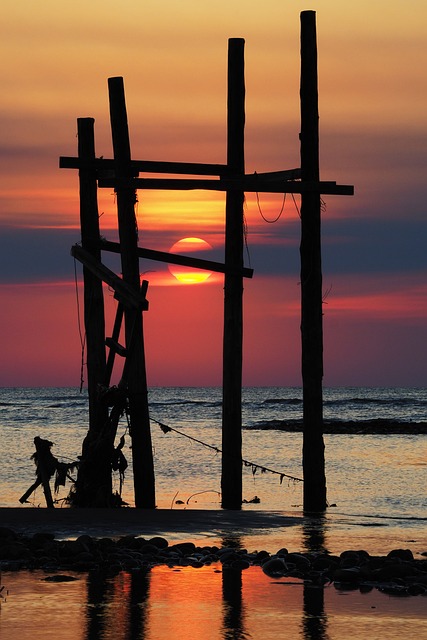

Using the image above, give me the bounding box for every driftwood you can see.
[19,437,79,508]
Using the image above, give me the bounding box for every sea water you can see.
[0,387,425,523]
[0,387,426,640]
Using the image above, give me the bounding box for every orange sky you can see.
[1,1,427,387]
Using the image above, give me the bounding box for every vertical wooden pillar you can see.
[73,118,111,506]
[78,118,108,429]
[221,38,245,510]
[299,11,327,511]
[108,77,156,508]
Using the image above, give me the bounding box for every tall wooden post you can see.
[221,38,245,510]
[108,77,156,509]
[299,11,327,511]
[73,118,112,506]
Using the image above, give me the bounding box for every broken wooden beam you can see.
[71,244,149,311]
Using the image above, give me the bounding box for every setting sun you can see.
[168,237,214,284]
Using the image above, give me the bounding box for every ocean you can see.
[1,387,426,640]
[1,386,425,525]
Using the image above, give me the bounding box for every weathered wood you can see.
[71,118,114,507]
[300,10,327,512]
[71,244,148,311]
[98,176,353,195]
[60,156,228,176]
[105,338,128,357]
[221,38,245,510]
[99,239,254,278]
[254,168,301,181]
[105,303,124,387]
[108,76,156,509]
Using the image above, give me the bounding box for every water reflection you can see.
[222,567,247,640]
[302,585,328,640]
[86,570,115,639]
[85,569,151,639]
[2,566,424,640]
[301,514,329,640]
[220,534,248,639]
[128,571,151,640]
[302,513,329,554]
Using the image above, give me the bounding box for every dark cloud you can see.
[1,214,426,285]
[243,216,427,277]
[0,227,80,283]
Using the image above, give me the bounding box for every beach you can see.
[1,506,426,640]
[1,388,426,638]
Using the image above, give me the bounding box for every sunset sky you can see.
[1,1,426,388]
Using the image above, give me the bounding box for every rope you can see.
[291,193,301,218]
[243,200,251,269]
[73,256,86,392]
[151,418,303,484]
[291,194,326,219]
[256,190,286,223]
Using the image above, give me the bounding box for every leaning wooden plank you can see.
[99,239,254,278]
[71,244,148,311]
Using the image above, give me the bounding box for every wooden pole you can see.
[299,11,327,511]
[108,76,156,509]
[73,118,112,507]
[221,38,245,510]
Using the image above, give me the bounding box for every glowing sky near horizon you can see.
[1,1,427,387]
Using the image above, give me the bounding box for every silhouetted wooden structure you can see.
[60,11,353,511]
[300,11,327,511]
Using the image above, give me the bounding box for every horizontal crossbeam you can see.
[60,156,229,176]
[60,156,303,183]
[98,176,354,195]
[71,244,149,311]
[99,239,254,278]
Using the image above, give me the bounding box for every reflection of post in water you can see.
[128,570,151,639]
[220,533,247,638]
[302,584,328,640]
[85,571,116,639]
[222,567,247,640]
[302,514,328,555]
[85,569,151,639]
[300,515,330,640]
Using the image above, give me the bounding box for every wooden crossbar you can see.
[99,239,254,278]
[60,156,229,176]
[71,244,149,311]
[97,176,354,195]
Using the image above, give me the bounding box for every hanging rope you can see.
[243,198,252,268]
[291,193,301,218]
[73,256,86,392]
[291,194,326,219]
[151,418,303,484]
[256,190,287,223]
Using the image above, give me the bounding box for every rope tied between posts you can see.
[151,418,303,484]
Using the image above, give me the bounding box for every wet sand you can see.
[0,507,302,540]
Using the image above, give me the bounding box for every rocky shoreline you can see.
[1,527,426,597]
